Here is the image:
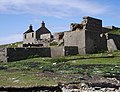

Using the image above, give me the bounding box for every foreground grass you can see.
[0,51,120,87]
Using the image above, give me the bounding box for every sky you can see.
[0,0,120,45]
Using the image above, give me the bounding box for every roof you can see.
[36,21,51,35]
[24,24,34,34]
[36,27,51,34]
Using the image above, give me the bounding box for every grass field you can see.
[0,51,120,87]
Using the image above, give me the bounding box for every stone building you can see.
[1,16,120,62]
[64,16,120,54]
[64,16,102,54]
[23,16,120,54]
[23,21,52,47]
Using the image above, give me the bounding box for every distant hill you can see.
[0,41,23,48]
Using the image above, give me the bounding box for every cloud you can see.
[0,0,108,17]
[0,34,22,45]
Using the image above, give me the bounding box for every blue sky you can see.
[0,0,120,45]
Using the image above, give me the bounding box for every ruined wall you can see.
[51,47,64,57]
[84,16,103,53]
[85,31,101,53]
[0,48,7,62]
[64,46,78,56]
[64,30,86,54]
[99,34,107,51]
[84,16,102,32]
[51,46,78,57]
[107,33,120,51]
[6,48,51,62]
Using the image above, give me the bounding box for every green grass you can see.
[0,51,120,87]
[109,29,120,35]
[0,41,23,48]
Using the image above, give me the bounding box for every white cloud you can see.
[0,34,22,45]
[0,0,108,17]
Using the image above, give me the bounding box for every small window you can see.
[25,34,26,39]
[39,35,41,39]
[32,33,34,38]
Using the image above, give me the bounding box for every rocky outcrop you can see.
[60,76,120,92]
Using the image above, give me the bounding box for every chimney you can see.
[29,24,33,30]
[41,21,45,27]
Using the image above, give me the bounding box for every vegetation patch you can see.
[109,29,120,35]
[0,51,120,87]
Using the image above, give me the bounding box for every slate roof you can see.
[36,21,51,35]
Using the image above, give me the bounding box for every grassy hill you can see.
[0,41,23,48]
[109,29,120,35]
[0,51,120,87]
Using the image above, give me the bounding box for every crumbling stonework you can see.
[64,16,120,54]
[0,48,7,62]
[64,16,103,54]
[53,32,64,46]
[106,33,120,51]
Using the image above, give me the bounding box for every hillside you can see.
[0,41,23,48]
[109,29,120,35]
[0,51,120,88]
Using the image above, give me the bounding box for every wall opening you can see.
[32,33,34,38]
[24,34,26,39]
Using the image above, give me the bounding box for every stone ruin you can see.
[64,16,120,54]
[1,16,120,62]
[70,16,102,32]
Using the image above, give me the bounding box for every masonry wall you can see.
[100,34,107,51]
[0,48,7,62]
[64,30,86,54]
[85,31,101,53]
[107,34,120,51]
[85,16,102,32]
[6,48,51,62]
[51,47,64,57]
[0,46,79,62]
[64,46,78,56]
[51,46,78,57]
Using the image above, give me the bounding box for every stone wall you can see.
[64,46,78,56]
[99,34,108,51]
[51,46,78,57]
[64,30,86,54]
[107,33,120,51]
[84,16,102,32]
[0,46,79,62]
[6,48,51,62]
[51,47,64,57]
[85,31,101,53]
[0,48,7,62]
